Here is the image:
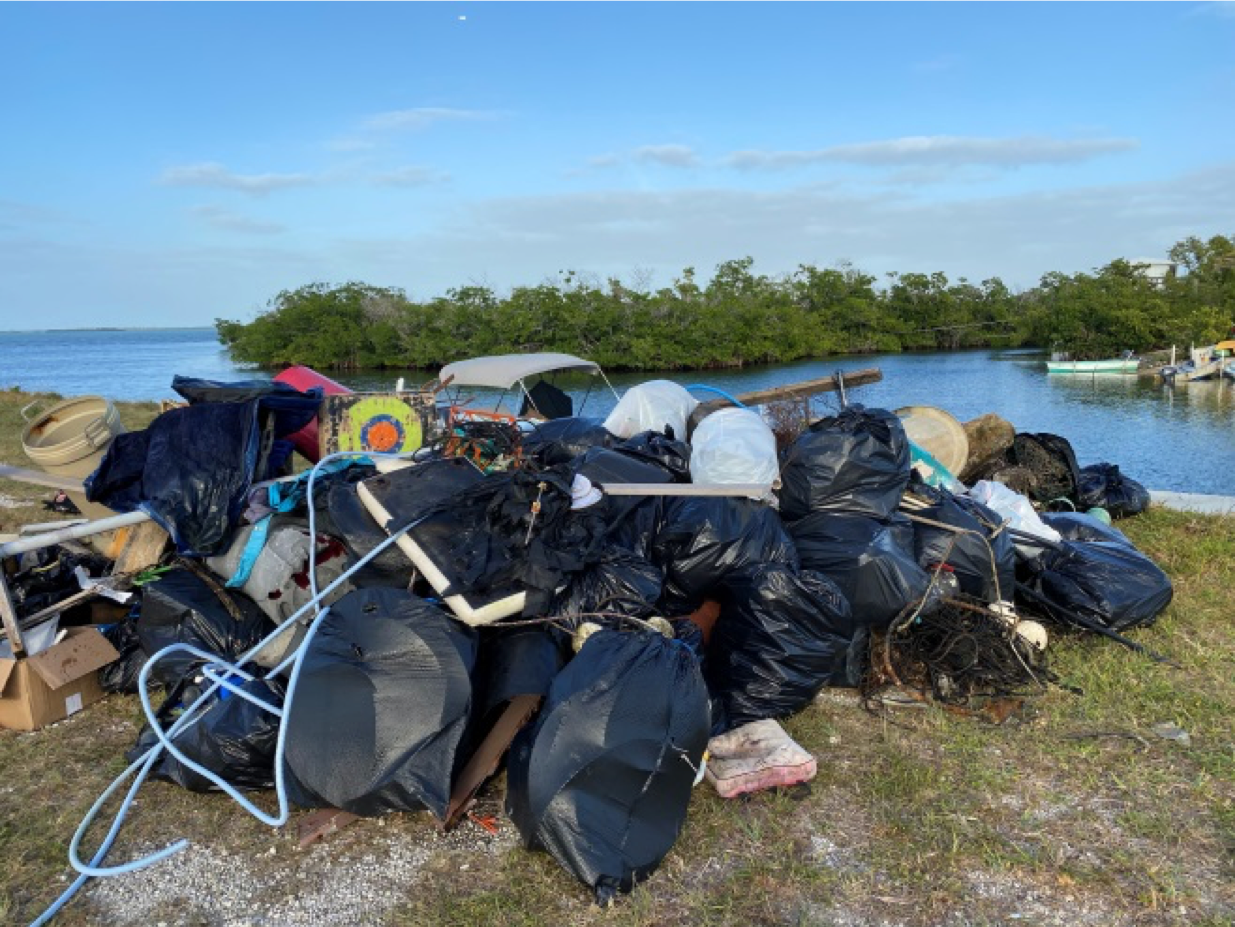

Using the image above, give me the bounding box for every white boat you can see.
[1045,354,1139,375]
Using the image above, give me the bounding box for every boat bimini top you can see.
[437,352,620,420]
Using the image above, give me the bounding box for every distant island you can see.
[215,235,1234,373]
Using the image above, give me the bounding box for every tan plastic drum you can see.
[21,396,125,520]
[894,405,969,476]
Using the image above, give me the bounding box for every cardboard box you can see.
[0,627,119,731]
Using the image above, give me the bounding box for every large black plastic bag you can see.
[789,512,930,629]
[612,432,692,482]
[506,629,710,905]
[137,568,273,687]
[100,616,148,694]
[283,588,478,818]
[1077,463,1151,519]
[324,480,412,584]
[1041,511,1131,546]
[86,403,260,555]
[523,417,615,465]
[130,673,286,792]
[651,496,798,608]
[708,564,853,730]
[908,484,1016,603]
[85,381,321,555]
[1020,540,1173,632]
[778,405,911,521]
[550,550,663,621]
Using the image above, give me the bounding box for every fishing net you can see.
[863,596,1053,717]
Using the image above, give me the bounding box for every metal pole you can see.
[0,511,150,558]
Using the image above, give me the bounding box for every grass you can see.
[1,388,1233,926]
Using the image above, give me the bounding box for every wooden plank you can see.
[0,463,86,494]
[297,807,361,848]
[112,521,170,575]
[442,694,542,832]
[688,367,884,434]
[695,367,882,416]
[0,569,25,657]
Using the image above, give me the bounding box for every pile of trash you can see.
[2,373,1174,915]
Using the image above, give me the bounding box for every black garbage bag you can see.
[137,567,273,687]
[1077,463,1151,519]
[651,496,798,608]
[86,405,260,556]
[574,446,674,485]
[472,626,567,722]
[1011,433,1083,505]
[523,417,615,465]
[778,404,911,522]
[907,482,1016,603]
[573,448,672,558]
[408,465,612,616]
[1041,511,1131,546]
[506,629,710,905]
[708,564,853,730]
[612,432,692,482]
[100,616,148,694]
[86,380,322,555]
[283,588,478,818]
[1020,539,1173,632]
[549,550,663,621]
[789,512,930,629]
[324,480,412,584]
[129,672,286,792]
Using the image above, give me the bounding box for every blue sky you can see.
[1,1,1233,330]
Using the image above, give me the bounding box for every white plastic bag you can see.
[690,408,780,489]
[968,480,1061,555]
[602,380,698,440]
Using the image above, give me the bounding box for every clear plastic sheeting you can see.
[969,480,1062,555]
[602,380,699,441]
[690,408,780,489]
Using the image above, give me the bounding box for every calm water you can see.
[2,328,1232,494]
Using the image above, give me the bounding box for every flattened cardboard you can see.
[27,629,118,689]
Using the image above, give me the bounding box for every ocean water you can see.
[1,328,1232,494]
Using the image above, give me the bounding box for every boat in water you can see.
[1045,352,1139,375]
[1158,342,1235,383]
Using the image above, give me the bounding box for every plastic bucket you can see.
[21,396,125,520]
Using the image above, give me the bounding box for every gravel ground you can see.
[84,816,520,926]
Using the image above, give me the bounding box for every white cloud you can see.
[328,161,1235,292]
[1190,1,1235,17]
[190,205,284,234]
[632,144,700,168]
[725,135,1139,170]
[370,165,450,187]
[362,107,495,131]
[158,162,318,195]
